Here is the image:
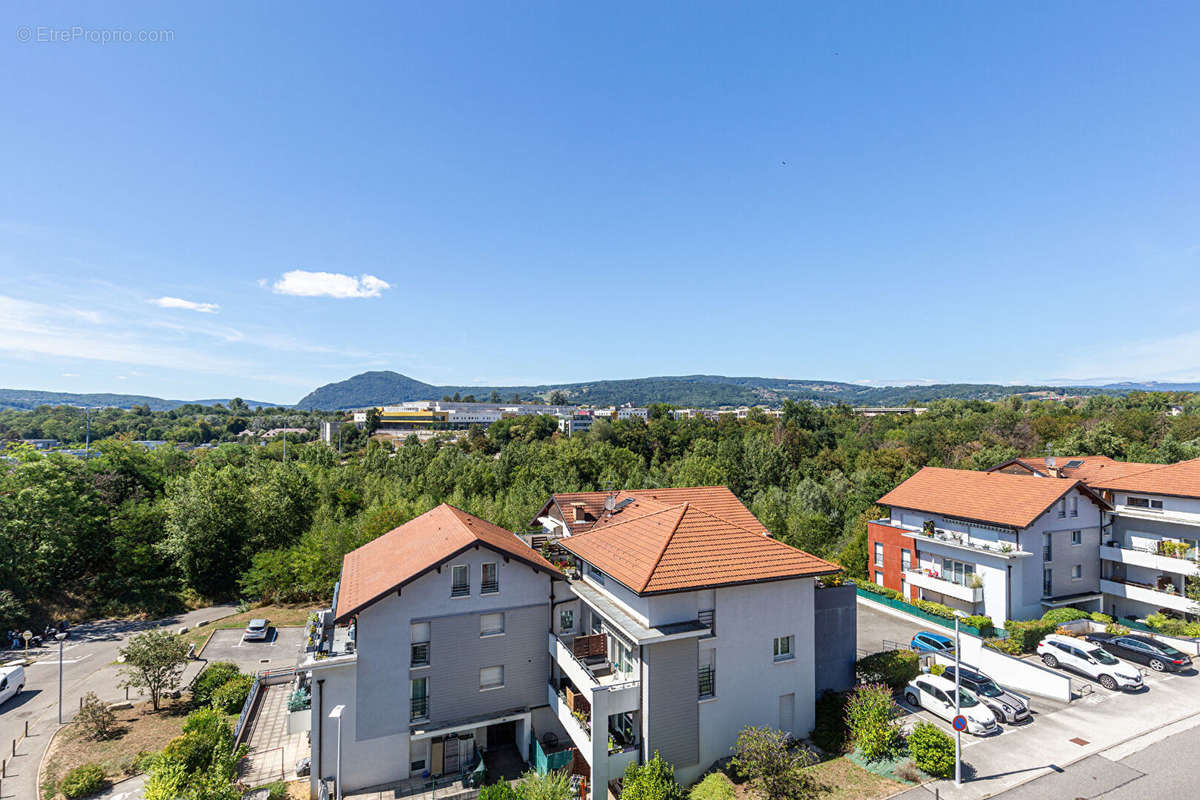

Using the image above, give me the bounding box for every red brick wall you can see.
[867,520,918,600]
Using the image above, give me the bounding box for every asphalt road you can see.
[0,604,236,800]
[200,626,307,673]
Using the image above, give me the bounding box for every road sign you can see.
[21,630,31,641]
[952,715,968,732]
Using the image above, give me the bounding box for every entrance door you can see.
[489,720,516,746]
[444,736,461,774]
[778,693,795,737]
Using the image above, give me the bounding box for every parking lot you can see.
[199,625,307,673]
[857,598,1200,798]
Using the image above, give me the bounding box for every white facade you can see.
[1101,491,1200,620]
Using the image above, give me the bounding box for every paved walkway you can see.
[241,683,308,787]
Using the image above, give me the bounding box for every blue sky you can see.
[3,2,1200,403]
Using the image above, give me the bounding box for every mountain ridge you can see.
[0,389,287,412]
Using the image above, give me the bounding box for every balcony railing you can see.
[881,520,1026,557]
[411,696,429,722]
[411,642,430,667]
[698,665,715,699]
[451,583,469,598]
[698,609,715,638]
[481,578,499,594]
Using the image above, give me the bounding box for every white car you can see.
[904,674,999,736]
[243,619,271,642]
[0,664,25,706]
[1037,634,1143,691]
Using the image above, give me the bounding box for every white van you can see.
[0,664,25,706]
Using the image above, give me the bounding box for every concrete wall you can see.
[931,633,1072,703]
[813,584,856,695]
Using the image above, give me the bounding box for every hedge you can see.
[811,690,849,754]
[857,581,902,601]
[907,722,954,778]
[963,615,995,637]
[192,662,242,707]
[912,598,956,620]
[1089,612,1113,624]
[1041,608,1090,625]
[1002,619,1058,653]
[211,674,254,714]
[855,650,920,691]
[1145,613,1200,638]
[60,763,106,799]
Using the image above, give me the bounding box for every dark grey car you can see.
[941,665,1031,723]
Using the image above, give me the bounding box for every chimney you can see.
[571,502,586,523]
[603,492,616,513]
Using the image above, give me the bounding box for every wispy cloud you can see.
[262,270,390,299]
[1058,328,1200,383]
[149,296,220,313]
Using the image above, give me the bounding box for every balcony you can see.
[548,683,592,752]
[877,520,1030,559]
[1100,577,1197,615]
[548,632,641,714]
[1100,543,1200,579]
[905,569,984,604]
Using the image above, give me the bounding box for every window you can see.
[411,622,431,667]
[1043,534,1053,563]
[1043,568,1052,596]
[480,612,505,637]
[773,635,794,662]
[1127,496,1164,510]
[1071,530,1082,546]
[943,558,976,587]
[481,562,499,594]
[874,542,884,567]
[559,608,575,632]
[411,760,426,772]
[901,550,912,571]
[410,677,428,721]
[1058,498,1067,518]
[588,564,606,585]
[480,665,504,690]
[874,571,884,586]
[451,564,469,597]
[1072,564,1082,580]
[1068,494,1078,517]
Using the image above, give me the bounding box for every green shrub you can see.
[929,663,945,676]
[264,782,290,800]
[76,691,118,740]
[480,781,520,800]
[60,763,106,799]
[1003,619,1058,653]
[1145,613,1200,638]
[912,598,955,620]
[164,707,235,773]
[192,662,241,707]
[907,722,955,778]
[730,726,815,800]
[857,581,902,601]
[1090,612,1112,624]
[1041,608,1089,625]
[621,753,685,800]
[810,690,848,754]
[985,636,1022,656]
[845,683,901,761]
[689,772,735,800]
[963,615,995,636]
[855,650,920,691]
[1106,623,1130,635]
[211,674,254,714]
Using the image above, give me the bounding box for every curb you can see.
[196,626,220,658]
[36,721,70,798]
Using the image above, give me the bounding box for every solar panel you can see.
[1065,460,1084,469]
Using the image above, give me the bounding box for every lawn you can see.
[41,698,188,799]
[188,603,318,652]
[725,757,907,800]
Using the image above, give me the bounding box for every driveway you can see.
[857,598,947,655]
[198,626,307,673]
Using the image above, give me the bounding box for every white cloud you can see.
[263,270,390,299]
[61,372,79,377]
[1058,328,1200,383]
[150,296,220,313]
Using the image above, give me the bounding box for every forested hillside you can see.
[2,391,1199,632]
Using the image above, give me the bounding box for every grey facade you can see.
[1040,525,1102,598]
[813,584,857,695]
[642,637,699,769]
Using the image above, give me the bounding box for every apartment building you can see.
[534,487,854,790]
[868,467,1110,621]
[306,504,566,797]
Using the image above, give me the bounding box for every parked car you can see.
[1037,634,1143,690]
[903,674,999,735]
[0,664,25,706]
[911,631,954,653]
[1083,632,1192,673]
[243,619,271,641]
[940,665,1031,723]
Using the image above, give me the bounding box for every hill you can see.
[0,389,287,412]
[293,370,1115,411]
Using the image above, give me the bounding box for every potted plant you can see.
[922,520,936,537]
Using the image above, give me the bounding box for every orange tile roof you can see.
[877,467,1108,529]
[557,490,839,595]
[991,455,1158,485]
[1088,457,1200,498]
[334,503,559,622]
[536,486,767,535]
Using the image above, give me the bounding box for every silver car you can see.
[942,665,1030,723]
[243,619,270,641]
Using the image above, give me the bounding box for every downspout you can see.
[638,645,646,765]
[316,678,325,783]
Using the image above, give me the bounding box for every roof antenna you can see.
[603,483,616,514]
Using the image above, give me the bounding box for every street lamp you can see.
[55,631,67,725]
[952,610,967,786]
[329,704,346,800]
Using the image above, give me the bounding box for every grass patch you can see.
[183,603,316,651]
[41,698,189,798]
[723,756,907,800]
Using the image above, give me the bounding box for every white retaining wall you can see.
[933,632,1072,702]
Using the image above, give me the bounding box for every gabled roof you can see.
[1088,457,1200,499]
[877,467,1110,529]
[557,492,839,595]
[987,455,1158,485]
[334,503,560,622]
[533,486,766,535]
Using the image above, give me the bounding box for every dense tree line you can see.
[2,392,1199,629]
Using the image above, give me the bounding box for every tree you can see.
[548,390,567,406]
[364,407,381,435]
[518,769,573,800]
[621,752,685,800]
[730,726,815,800]
[844,683,901,761]
[119,630,189,710]
[489,391,502,404]
[76,692,118,740]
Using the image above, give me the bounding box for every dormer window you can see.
[1127,496,1163,511]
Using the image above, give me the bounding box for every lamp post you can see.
[329,704,345,800]
[55,631,67,724]
[953,610,966,786]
